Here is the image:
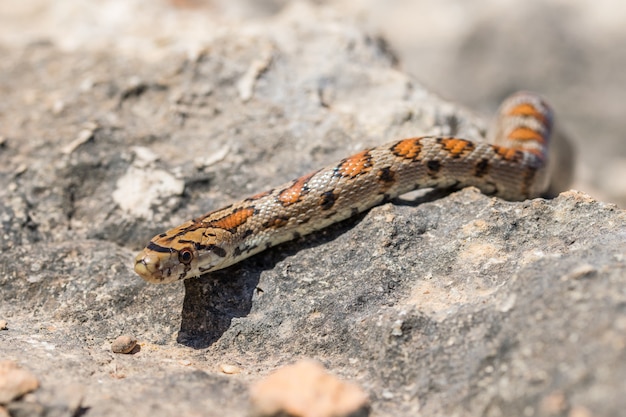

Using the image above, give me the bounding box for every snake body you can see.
[134,92,553,284]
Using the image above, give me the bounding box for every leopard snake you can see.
[134,92,553,284]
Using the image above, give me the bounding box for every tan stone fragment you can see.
[0,361,39,404]
[111,335,138,354]
[250,360,369,417]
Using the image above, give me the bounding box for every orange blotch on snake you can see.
[493,146,524,162]
[506,103,550,126]
[507,127,546,144]
[278,172,316,206]
[337,150,372,178]
[207,207,255,231]
[391,138,422,160]
[439,138,475,158]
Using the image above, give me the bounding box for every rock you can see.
[219,364,242,375]
[4,402,45,417]
[5,383,84,417]
[0,321,7,331]
[0,361,39,404]
[0,2,625,417]
[250,360,369,417]
[111,335,138,354]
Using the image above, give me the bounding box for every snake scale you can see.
[134,92,553,284]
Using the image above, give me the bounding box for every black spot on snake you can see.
[377,166,395,183]
[147,242,175,253]
[474,158,490,178]
[193,242,206,251]
[207,244,227,258]
[320,190,336,210]
[427,160,441,176]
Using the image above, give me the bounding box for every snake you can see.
[134,92,553,284]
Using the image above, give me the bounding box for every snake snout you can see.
[134,252,161,283]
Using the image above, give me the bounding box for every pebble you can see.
[0,321,7,330]
[111,335,138,354]
[219,364,241,375]
[249,360,369,417]
[561,264,597,281]
[0,361,39,403]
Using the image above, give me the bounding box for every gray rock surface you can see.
[1,3,625,417]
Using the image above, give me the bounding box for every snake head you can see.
[134,222,230,284]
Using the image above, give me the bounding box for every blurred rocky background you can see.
[1,0,624,206]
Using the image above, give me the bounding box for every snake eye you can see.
[178,248,193,264]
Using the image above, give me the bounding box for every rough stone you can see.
[0,2,625,417]
[250,360,369,417]
[111,335,138,354]
[5,383,84,417]
[0,361,39,404]
[219,364,242,375]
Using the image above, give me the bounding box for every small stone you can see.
[249,360,369,417]
[0,405,8,417]
[111,335,138,354]
[390,319,403,336]
[498,294,517,313]
[0,361,39,404]
[14,164,27,176]
[0,321,6,330]
[61,123,97,155]
[194,145,230,169]
[561,264,597,281]
[219,364,241,375]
